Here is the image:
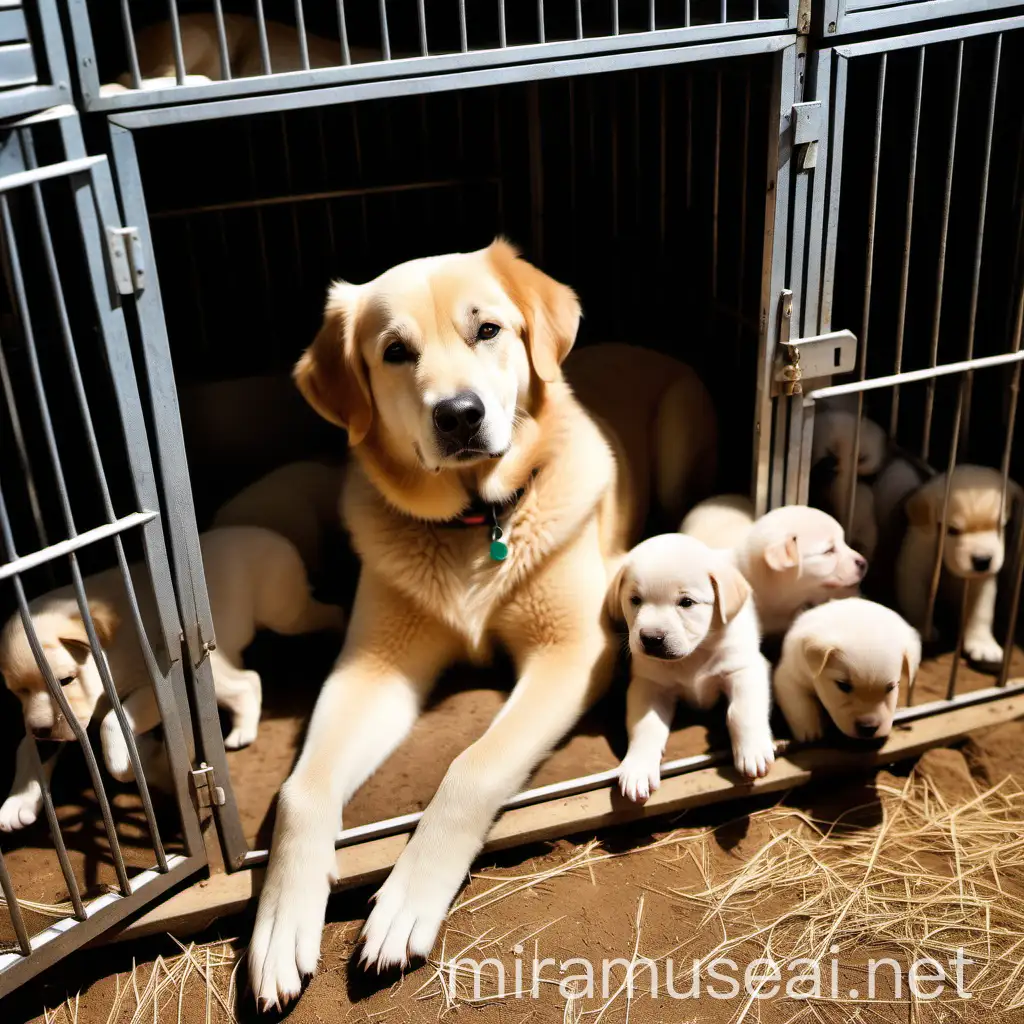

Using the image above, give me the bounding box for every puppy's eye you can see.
[476,322,500,341]
[629,595,642,607]
[885,681,898,693]
[946,525,962,537]
[824,545,836,555]
[383,341,416,364]
[59,675,74,687]
[835,679,853,694]
[678,596,695,609]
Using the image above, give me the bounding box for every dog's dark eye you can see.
[678,596,695,609]
[885,681,898,693]
[824,544,836,555]
[383,341,416,364]
[946,524,962,536]
[59,676,74,687]
[629,595,642,607]
[835,679,853,694]
[476,322,500,341]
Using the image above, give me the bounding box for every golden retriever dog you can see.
[897,465,1022,667]
[608,534,774,799]
[0,528,343,831]
[248,240,716,1005]
[774,598,920,742]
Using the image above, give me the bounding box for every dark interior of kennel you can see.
[2,29,1024,942]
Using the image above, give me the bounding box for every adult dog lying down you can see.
[249,240,716,1005]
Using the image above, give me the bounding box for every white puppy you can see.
[897,465,1021,667]
[608,534,775,799]
[679,494,755,549]
[774,598,921,742]
[0,527,344,831]
[684,501,867,636]
[212,460,343,573]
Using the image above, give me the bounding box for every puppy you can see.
[679,494,754,550]
[609,534,775,798]
[810,408,888,559]
[212,460,343,574]
[0,527,344,831]
[685,502,867,636]
[897,465,1022,667]
[774,598,921,742]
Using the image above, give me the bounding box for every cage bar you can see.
[253,0,272,75]
[379,0,391,62]
[119,0,142,91]
[165,0,186,87]
[416,0,428,56]
[211,0,232,80]
[294,1,310,71]
[337,0,351,65]
[538,1,546,45]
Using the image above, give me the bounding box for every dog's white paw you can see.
[617,754,661,803]
[965,635,1003,667]
[785,709,825,745]
[733,733,775,780]
[224,724,258,750]
[360,845,456,972]
[0,788,42,832]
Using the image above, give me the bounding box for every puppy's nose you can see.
[971,554,992,573]
[639,631,666,656]
[854,720,879,739]
[433,391,485,448]
[854,556,868,575]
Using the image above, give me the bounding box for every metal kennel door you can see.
[0,112,207,996]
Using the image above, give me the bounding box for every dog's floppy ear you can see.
[764,534,800,572]
[905,485,935,530]
[1002,478,1024,525]
[59,600,120,655]
[604,559,629,623]
[294,281,372,445]
[487,238,580,383]
[709,561,750,624]
[802,638,834,678]
[901,628,922,688]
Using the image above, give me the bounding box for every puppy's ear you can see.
[905,486,935,530]
[764,534,800,572]
[709,561,750,624]
[487,238,580,383]
[802,638,834,678]
[604,559,628,623]
[901,628,922,688]
[1002,478,1024,524]
[294,281,372,445]
[59,600,120,653]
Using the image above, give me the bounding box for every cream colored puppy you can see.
[212,460,343,573]
[774,598,920,742]
[897,466,1021,666]
[608,534,775,797]
[0,527,343,831]
[679,494,754,549]
[684,502,867,636]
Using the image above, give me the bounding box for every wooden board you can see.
[107,691,1024,943]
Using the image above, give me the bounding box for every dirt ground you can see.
[6,715,1024,1023]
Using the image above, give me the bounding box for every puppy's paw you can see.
[224,724,258,750]
[360,843,457,972]
[786,712,825,745]
[617,754,661,804]
[733,733,775,780]
[965,635,1004,670]
[248,859,332,1011]
[0,789,42,832]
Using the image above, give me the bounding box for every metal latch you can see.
[773,289,857,396]
[191,762,226,808]
[792,101,821,171]
[105,226,146,295]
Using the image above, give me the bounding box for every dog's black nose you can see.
[433,391,485,449]
[971,554,992,573]
[639,631,666,656]
[854,556,868,574]
[855,721,879,738]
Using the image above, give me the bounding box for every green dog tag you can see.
[490,526,508,561]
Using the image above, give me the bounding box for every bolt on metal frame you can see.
[65,0,799,113]
[821,0,1024,38]
[0,111,207,998]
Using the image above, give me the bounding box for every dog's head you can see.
[906,465,1021,579]
[607,534,750,665]
[294,240,579,477]
[811,409,888,477]
[797,599,920,740]
[747,505,867,609]
[1,601,119,741]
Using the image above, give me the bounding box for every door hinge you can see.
[792,101,821,170]
[105,225,146,295]
[773,289,857,396]
[190,762,226,808]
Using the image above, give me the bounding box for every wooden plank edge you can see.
[110,692,1024,942]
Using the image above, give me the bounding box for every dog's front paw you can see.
[965,634,1004,669]
[0,788,42,832]
[785,708,825,745]
[248,850,333,1009]
[617,753,661,803]
[733,733,775,780]
[360,843,457,972]
[102,719,135,783]
[224,723,258,750]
